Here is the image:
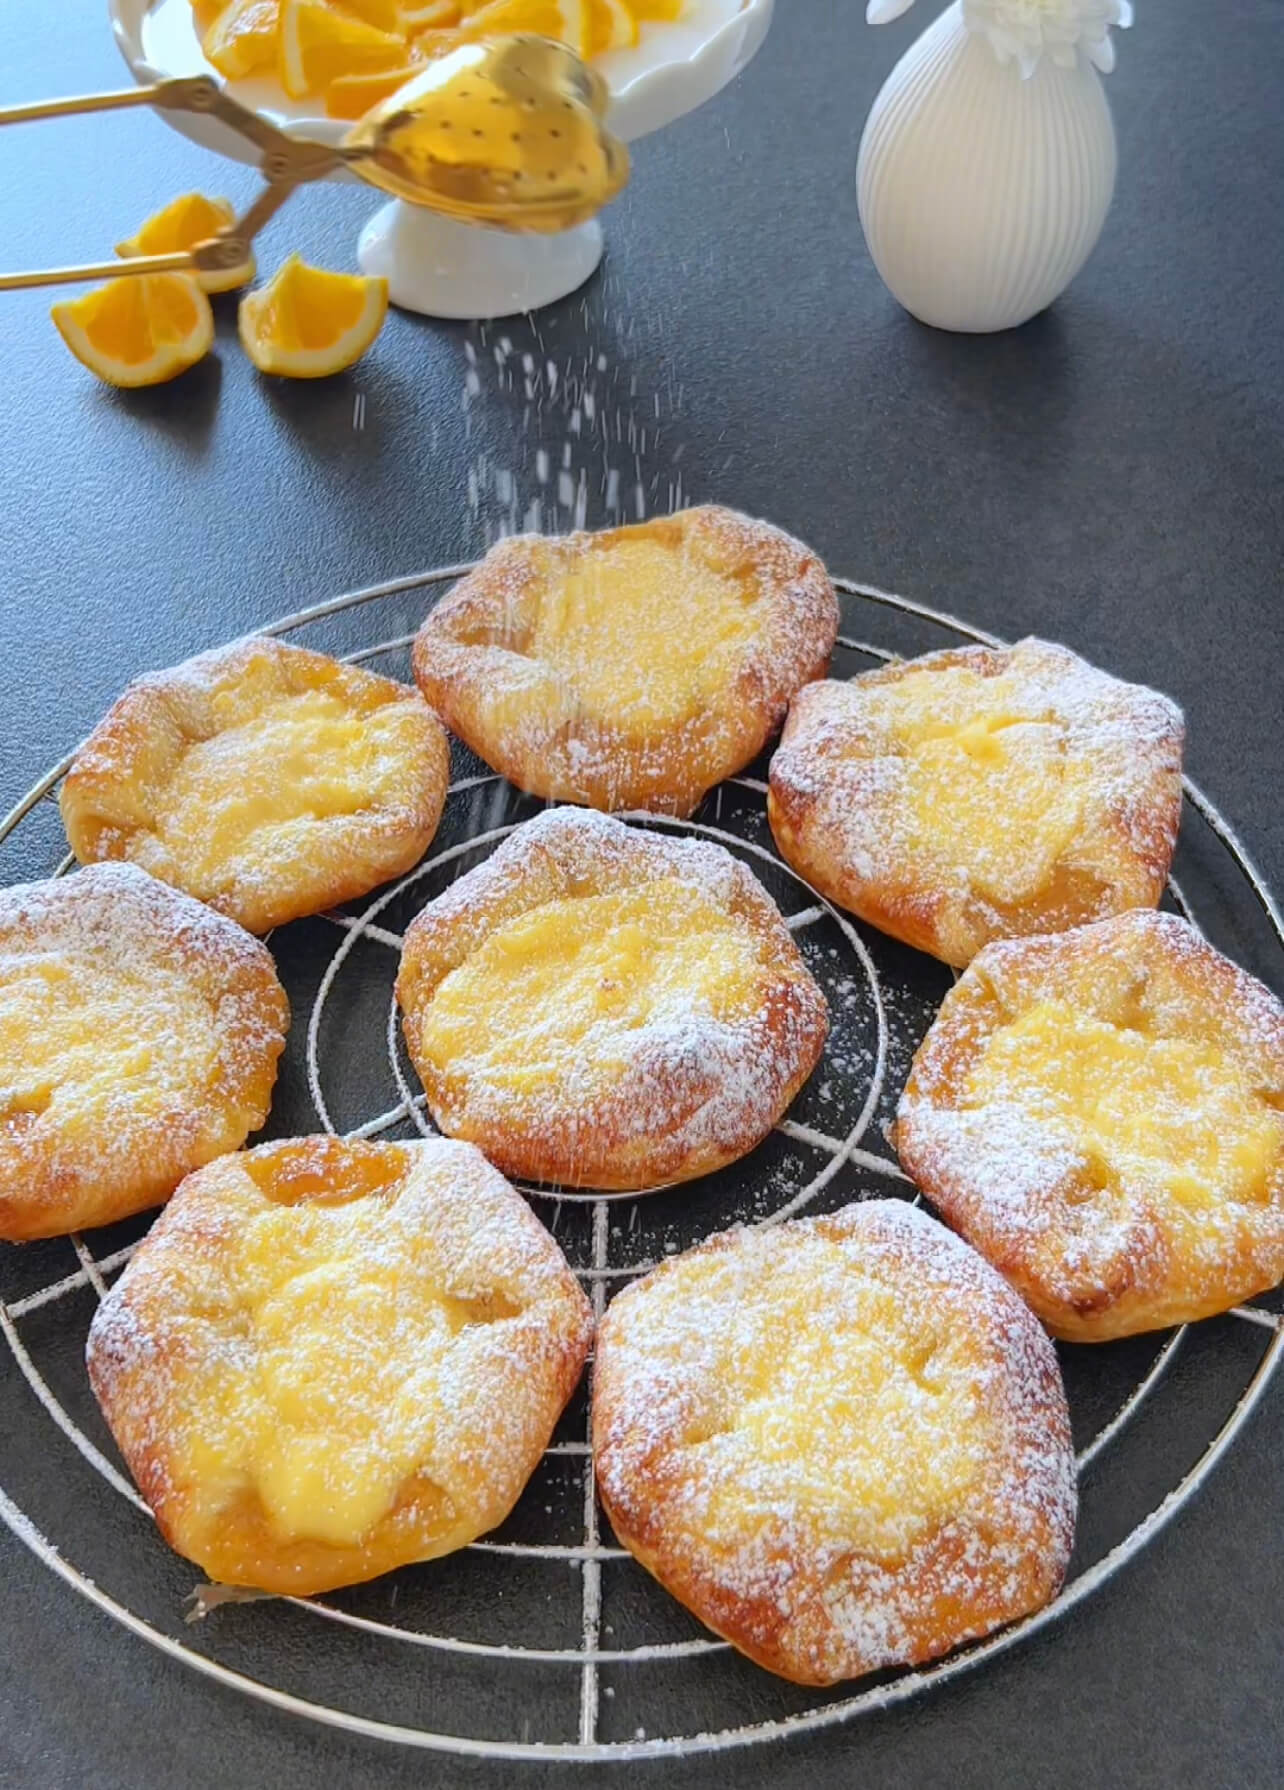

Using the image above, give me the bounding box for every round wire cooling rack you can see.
[1,569,1282,1765]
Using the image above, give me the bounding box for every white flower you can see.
[865,0,1134,78]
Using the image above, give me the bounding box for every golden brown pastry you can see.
[411,506,838,818]
[0,863,287,1242]
[593,1199,1076,1685]
[87,1135,593,1594]
[395,807,828,1190]
[61,635,450,933]
[897,911,1284,1341]
[768,637,1184,966]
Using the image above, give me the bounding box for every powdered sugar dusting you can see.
[412,507,839,817]
[594,1199,1076,1684]
[86,1136,593,1591]
[898,910,1284,1337]
[458,320,685,547]
[60,635,448,935]
[0,862,288,1240]
[396,809,829,1190]
[769,637,1184,965]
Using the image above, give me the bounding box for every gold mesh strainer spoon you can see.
[0,36,628,293]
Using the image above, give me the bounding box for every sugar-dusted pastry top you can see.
[61,634,450,933]
[0,862,287,1242]
[594,1199,1076,1685]
[768,637,1184,965]
[396,807,829,1190]
[413,506,839,817]
[897,910,1284,1341]
[87,1136,593,1594]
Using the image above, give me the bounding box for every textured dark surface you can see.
[2,1,1283,1786]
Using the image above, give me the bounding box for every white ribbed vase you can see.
[857,2,1117,332]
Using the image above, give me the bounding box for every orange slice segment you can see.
[202,0,281,79]
[324,58,425,118]
[116,193,255,294]
[337,0,403,28]
[51,274,214,389]
[238,255,389,376]
[457,0,682,55]
[398,0,461,24]
[459,0,590,58]
[589,0,637,51]
[278,0,408,99]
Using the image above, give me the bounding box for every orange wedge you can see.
[277,0,407,99]
[459,0,589,57]
[51,274,214,389]
[405,27,461,56]
[238,255,388,376]
[589,0,637,50]
[398,0,460,24]
[191,0,228,37]
[324,58,425,118]
[116,193,255,294]
[202,0,280,78]
[457,0,670,54]
[339,0,403,28]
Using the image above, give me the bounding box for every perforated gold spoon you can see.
[345,36,626,230]
[0,37,628,293]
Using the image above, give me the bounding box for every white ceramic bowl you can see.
[108,0,773,316]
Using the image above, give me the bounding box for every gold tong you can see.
[0,39,629,293]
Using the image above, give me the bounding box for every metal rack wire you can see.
[0,569,1281,1763]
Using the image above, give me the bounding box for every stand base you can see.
[356,201,605,320]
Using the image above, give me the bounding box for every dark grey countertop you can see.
[2,2,1282,1786]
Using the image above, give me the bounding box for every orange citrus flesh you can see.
[278,0,407,99]
[340,0,403,26]
[203,0,280,78]
[324,58,430,118]
[238,254,389,377]
[51,274,214,389]
[191,0,683,110]
[116,193,255,294]
[398,0,461,24]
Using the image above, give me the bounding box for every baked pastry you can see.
[87,1136,593,1594]
[768,637,1184,966]
[411,507,838,818]
[897,911,1284,1342]
[0,863,287,1242]
[61,635,450,933]
[593,1199,1076,1685]
[396,807,828,1190]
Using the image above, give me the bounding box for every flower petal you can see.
[866,0,918,22]
[959,0,1131,75]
